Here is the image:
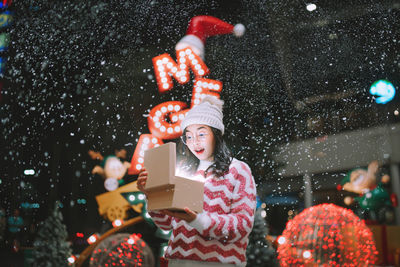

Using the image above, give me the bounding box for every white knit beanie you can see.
[181,96,225,134]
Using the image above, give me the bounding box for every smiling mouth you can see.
[195,148,205,154]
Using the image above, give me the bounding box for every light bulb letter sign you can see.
[152,47,209,93]
[128,101,187,174]
[129,48,222,175]
[148,101,187,139]
[191,78,222,107]
[128,134,164,174]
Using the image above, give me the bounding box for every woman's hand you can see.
[137,167,148,194]
[161,207,197,223]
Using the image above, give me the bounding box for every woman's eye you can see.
[199,133,206,137]
[186,136,193,140]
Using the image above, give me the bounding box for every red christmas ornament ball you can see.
[277,203,377,267]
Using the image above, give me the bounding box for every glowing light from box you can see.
[148,101,188,139]
[369,79,396,104]
[277,204,377,267]
[112,219,123,228]
[128,134,164,175]
[87,234,99,244]
[152,47,209,93]
[191,78,222,108]
[175,167,193,180]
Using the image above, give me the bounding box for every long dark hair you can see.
[177,127,232,178]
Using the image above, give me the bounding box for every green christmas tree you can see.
[31,201,72,267]
[246,208,278,267]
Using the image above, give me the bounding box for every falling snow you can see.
[0,0,399,252]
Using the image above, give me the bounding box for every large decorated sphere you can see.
[90,233,155,267]
[277,204,377,267]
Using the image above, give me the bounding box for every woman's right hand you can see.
[137,167,148,193]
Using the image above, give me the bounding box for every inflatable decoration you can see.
[337,160,396,224]
[88,149,131,191]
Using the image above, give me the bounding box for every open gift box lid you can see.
[144,142,177,190]
[144,142,204,213]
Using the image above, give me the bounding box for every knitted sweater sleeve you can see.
[188,160,257,243]
[148,210,173,231]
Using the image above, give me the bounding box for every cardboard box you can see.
[144,142,204,213]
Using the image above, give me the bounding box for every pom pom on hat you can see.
[233,23,245,37]
[175,16,245,59]
[181,96,225,134]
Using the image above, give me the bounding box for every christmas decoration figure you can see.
[337,160,396,224]
[88,148,131,191]
[30,202,72,267]
[246,208,278,266]
[137,96,257,266]
[175,15,245,59]
[277,203,377,267]
[95,181,142,222]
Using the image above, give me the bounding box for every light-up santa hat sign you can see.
[175,15,245,59]
[153,16,245,94]
[128,16,245,175]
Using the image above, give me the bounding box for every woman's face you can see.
[184,124,216,162]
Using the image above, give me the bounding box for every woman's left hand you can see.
[161,207,197,223]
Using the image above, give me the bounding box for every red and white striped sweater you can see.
[149,158,257,266]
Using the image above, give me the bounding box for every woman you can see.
[137,96,256,267]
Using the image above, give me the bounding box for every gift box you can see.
[144,142,204,213]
